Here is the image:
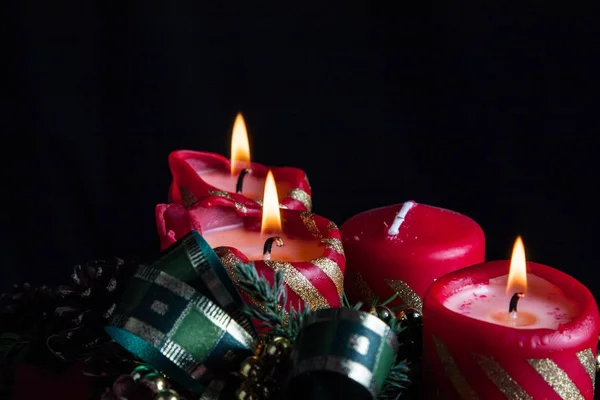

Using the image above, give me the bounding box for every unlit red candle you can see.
[341,201,485,312]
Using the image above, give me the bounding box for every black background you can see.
[3,3,598,308]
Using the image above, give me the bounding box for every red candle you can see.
[340,201,485,312]
[423,237,599,399]
[156,171,345,312]
[168,113,312,211]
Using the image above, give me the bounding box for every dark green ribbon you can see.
[105,265,255,392]
[289,308,399,400]
[149,230,255,337]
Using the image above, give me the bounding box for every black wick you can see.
[236,168,252,193]
[509,292,525,313]
[263,236,284,260]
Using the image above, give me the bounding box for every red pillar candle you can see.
[156,172,344,312]
[422,237,599,399]
[341,201,485,312]
[168,113,312,211]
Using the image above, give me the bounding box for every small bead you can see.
[370,305,393,323]
[130,365,155,382]
[141,372,169,392]
[153,388,180,400]
[240,356,264,381]
[236,386,256,400]
[263,336,292,363]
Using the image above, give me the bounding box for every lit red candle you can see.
[168,113,312,211]
[422,237,599,399]
[156,171,345,312]
[341,201,485,312]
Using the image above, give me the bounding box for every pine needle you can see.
[234,262,308,340]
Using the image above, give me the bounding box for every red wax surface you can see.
[341,201,485,308]
[156,198,345,310]
[423,260,600,399]
[168,150,312,211]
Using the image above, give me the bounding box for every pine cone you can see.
[0,283,56,333]
[49,258,138,360]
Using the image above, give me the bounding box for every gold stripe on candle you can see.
[214,247,289,322]
[179,186,198,209]
[263,260,330,310]
[321,238,344,256]
[208,190,248,214]
[576,348,596,389]
[311,257,344,299]
[288,188,312,211]
[473,354,531,399]
[327,220,338,233]
[354,272,377,306]
[385,279,423,314]
[255,200,288,209]
[528,358,584,399]
[208,190,232,198]
[433,336,478,400]
[300,211,323,239]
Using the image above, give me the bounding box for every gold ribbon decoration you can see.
[385,279,423,314]
[472,354,531,399]
[288,188,312,211]
[528,358,584,399]
[432,336,478,400]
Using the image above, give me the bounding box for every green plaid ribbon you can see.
[105,265,255,393]
[149,230,255,337]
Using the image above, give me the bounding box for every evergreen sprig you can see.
[236,262,413,399]
[234,262,309,340]
[378,359,411,399]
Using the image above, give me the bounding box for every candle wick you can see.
[235,168,252,193]
[263,236,284,260]
[387,201,416,235]
[508,292,525,313]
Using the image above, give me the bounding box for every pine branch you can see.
[234,262,308,340]
[378,359,411,399]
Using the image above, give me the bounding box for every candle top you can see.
[443,274,579,330]
[342,201,484,253]
[203,224,324,262]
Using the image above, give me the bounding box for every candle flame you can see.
[507,236,528,294]
[230,113,251,176]
[261,171,282,235]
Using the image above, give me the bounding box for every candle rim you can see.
[189,202,343,264]
[424,260,599,338]
[168,150,310,207]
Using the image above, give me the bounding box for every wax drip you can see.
[388,201,416,235]
[509,292,525,313]
[236,168,252,193]
[263,236,284,260]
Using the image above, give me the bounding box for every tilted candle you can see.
[168,113,312,211]
[156,172,345,312]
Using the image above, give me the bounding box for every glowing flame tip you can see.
[507,236,528,294]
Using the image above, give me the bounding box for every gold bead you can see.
[141,372,169,391]
[130,365,155,381]
[263,336,291,363]
[239,356,264,381]
[251,383,270,398]
[236,386,257,400]
[254,342,264,356]
[596,353,600,373]
[153,388,180,400]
